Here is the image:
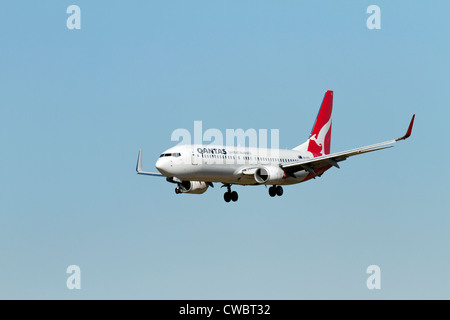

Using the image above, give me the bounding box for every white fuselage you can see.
[155,145,312,186]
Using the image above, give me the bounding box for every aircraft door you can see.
[191,148,200,165]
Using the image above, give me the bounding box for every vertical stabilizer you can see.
[293,90,333,157]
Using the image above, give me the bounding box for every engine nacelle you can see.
[179,181,209,194]
[254,166,286,184]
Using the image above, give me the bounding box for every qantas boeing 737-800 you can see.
[136,90,415,202]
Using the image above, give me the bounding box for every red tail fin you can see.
[307,90,333,156]
[293,90,333,157]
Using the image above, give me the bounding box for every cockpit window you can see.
[159,153,181,158]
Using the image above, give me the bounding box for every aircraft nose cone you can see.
[155,159,163,170]
[155,158,168,175]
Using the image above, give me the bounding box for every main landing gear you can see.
[268,185,283,197]
[223,185,238,203]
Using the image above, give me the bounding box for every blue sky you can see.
[0,1,449,299]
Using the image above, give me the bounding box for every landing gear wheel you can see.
[224,192,231,202]
[231,191,238,202]
[269,186,276,197]
[276,186,283,196]
[175,187,181,194]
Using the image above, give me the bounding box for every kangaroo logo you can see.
[308,117,332,157]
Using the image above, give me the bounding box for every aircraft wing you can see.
[136,149,164,176]
[282,115,415,176]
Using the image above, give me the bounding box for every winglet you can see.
[396,114,415,141]
[136,149,164,176]
[136,149,143,173]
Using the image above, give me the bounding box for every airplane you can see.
[136,90,415,202]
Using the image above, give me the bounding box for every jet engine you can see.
[254,166,286,184]
[178,181,209,194]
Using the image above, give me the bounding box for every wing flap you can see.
[283,114,415,173]
[282,143,394,173]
